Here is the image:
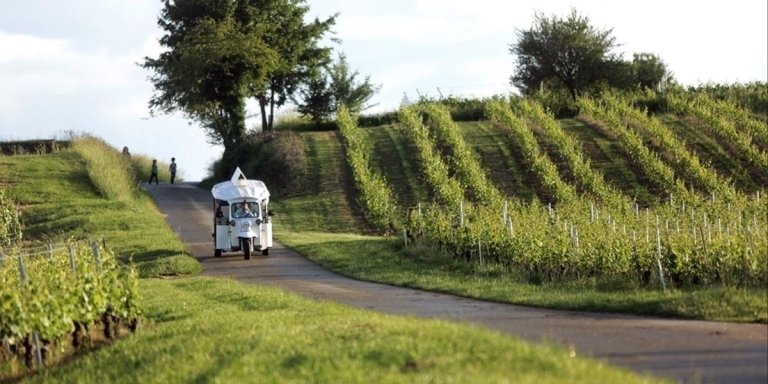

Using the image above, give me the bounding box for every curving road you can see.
[146,182,767,384]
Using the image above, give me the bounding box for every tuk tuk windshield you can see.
[232,202,259,218]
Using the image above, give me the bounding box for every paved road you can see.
[147,182,767,384]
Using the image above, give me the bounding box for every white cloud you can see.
[0,32,69,63]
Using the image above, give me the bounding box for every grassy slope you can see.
[0,151,198,277]
[273,116,767,323]
[458,121,538,201]
[27,277,660,384]
[272,131,368,233]
[0,148,661,383]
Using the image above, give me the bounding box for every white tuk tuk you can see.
[211,167,273,259]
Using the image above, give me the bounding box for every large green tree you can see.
[509,8,623,99]
[142,0,277,155]
[240,0,337,131]
[142,0,336,160]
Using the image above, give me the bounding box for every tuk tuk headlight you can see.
[229,220,236,227]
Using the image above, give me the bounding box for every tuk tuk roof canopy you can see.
[211,167,270,203]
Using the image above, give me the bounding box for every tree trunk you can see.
[268,89,275,131]
[258,94,269,132]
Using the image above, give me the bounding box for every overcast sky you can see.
[1,0,766,181]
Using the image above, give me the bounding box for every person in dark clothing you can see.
[169,157,177,184]
[149,159,159,184]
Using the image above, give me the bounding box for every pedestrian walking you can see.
[149,159,159,184]
[169,157,177,184]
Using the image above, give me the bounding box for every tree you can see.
[239,0,337,132]
[142,0,276,156]
[328,53,380,114]
[295,73,334,126]
[631,53,674,90]
[295,53,380,125]
[142,0,336,162]
[509,8,623,99]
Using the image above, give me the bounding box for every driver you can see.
[234,203,255,218]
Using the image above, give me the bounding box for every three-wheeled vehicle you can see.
[211,167,273,259]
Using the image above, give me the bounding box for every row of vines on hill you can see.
[485,100,577,203]
[513,99,624,205]
[604,92,740,201]
[337,106,398,232]
[0,242,141,368]
[577,97,698,204]
[667,92,768,170]
[395,101,766,289]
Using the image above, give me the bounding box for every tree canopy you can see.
[509,9,675,98]
[509,8,623,99]
[142,0,336,157]
[296,53,380,125]
[245,0,337,132]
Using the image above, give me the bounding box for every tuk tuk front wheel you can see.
[242,238,252,260]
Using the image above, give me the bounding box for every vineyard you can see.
[0,241,140,370]
[336,91,767,290]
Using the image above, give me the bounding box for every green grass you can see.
[271,131,368,233]
[365,124,431,209]
[22,277,664,384]
[0,148,198,277]
[458,121,537,201]
[7,139,668,383]
[275,231,768,323]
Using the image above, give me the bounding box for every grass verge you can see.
[275,231,768,323]
[22,277,664,384]
[0,149,199,277]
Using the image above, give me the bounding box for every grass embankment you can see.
[272,124,767,323]
[26,277,664,384]
[2,137,198,277]
[1,137,663,382]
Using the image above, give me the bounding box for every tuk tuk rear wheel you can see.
[214,249,222,257]
[242,238,252,260]
[262,248,269,256]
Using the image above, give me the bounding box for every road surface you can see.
[146,182,767,384]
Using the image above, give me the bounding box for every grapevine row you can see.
[578,97,695,203]
[515,99,624,205]
[603,93,740,201]
[421,103,504,206]
[398,106,465,207]
[485,100,576,203]
[406,190,767,288]
[689,92,768,150]
[337,106,398,232]
[667,92,768,170]
[0,241,140,367]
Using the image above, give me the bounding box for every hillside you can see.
[274,107,767,233]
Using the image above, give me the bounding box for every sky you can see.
[1,0,766,181]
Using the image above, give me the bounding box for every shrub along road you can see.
[146,182,767,384]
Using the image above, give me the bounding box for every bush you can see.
[210,131,309,196]
[0,189,22,248]
[526,90,578,118]
[357,111,399,127]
